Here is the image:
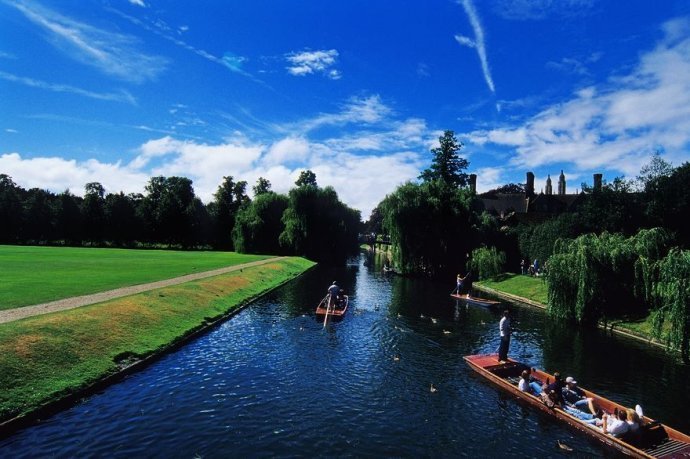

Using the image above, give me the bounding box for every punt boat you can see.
[464,354,690,458]
[450,293,501,307]
[315,294,349,318]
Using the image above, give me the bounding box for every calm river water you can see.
[2,252,689,458]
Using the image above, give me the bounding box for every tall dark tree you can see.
[141,176,199,247]
[208,176,248,249]
[82,182,106,243]
[22,188,55,242]
[295,170,317,188]
[0,174,22,243]
[253,177,272,196]
[419,130,469,188]
[645,162,690,248]
[105,192,142,245]
[54,190,82,245]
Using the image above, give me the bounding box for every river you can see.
[1,252,689,458]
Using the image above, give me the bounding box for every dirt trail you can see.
[0,257,286,325]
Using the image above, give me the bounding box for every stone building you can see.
[469,171,603,223]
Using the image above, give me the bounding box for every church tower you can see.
[545,175,552,195]
[558,170,566,195]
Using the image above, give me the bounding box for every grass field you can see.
[0,245,271,310]
[0,256,315,423]
[476,273,549,305]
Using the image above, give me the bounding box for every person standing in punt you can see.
[327,281,340,307]
[498,309,511,362]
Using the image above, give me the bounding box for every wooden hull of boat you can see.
[315,296,349,318]
[450,293,501,306]
[464,354,690,459]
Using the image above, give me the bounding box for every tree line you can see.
[0,171,360,264]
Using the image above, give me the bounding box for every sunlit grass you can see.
[0,245,271,309]
[476,273,549,305]
[0,257,315,421]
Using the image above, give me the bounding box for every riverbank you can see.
[474,273,670,352]
[0,256,315,434]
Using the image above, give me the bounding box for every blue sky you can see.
[2,0,690,218]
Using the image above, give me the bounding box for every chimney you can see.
[469,174,477,193]
[526,172,535,198]
[593,173,602,192]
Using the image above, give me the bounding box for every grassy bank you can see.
[0,256,314,424]
[0,245,270,310]
[476,273,664,348]
[475,273,548,305]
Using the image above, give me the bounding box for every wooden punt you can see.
[315,294,349,318]
[464,354,690,458]
[450,293,501,307]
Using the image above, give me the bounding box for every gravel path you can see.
[0,257,286,325]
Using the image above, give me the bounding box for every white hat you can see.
[565,376,577,384]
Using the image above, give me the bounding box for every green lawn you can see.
[0,245,271,310]
[476,273,549,305]
[0,257,315,422]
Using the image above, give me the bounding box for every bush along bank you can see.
[0,257,315,434]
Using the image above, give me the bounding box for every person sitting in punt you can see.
[602,410,630,438]
[562,376,597,415]
[518,369,542,395]
[626,408,641,434]
[543,372,566,407]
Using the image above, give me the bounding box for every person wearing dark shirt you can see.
[544,372,565,406]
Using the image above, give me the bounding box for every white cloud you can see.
[128,0,147,7]
[5,128,18,133]
[0,70,136,104]
[0,152,149,196]
[455,0,495,93]
[286,49,341,79]
[10,1,167,83]
[462,17,690,179]
[297,95,393,132]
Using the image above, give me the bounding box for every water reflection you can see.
[0,251,688,458]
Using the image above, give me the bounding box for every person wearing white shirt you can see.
[498,310,511,362]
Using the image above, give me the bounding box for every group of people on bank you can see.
[517,369,642,438]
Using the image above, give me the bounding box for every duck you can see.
[443,330,451,335]
[556,440,573,452]
[393,355,400,362]
[431,318,438,324]
[430,383,438,393]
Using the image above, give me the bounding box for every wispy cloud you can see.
[0,70,137,104]
[293,95,393,132]
[128,0,147,7]
[455,0,495,93]
[286,49,341,79]
[7,0,166,83]
[107,7,259,82]
[462,17,690,178]
[0,50,16,59]
[5,128,18,133]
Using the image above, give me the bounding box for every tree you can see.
[233,192,289,254]
[637,151,673,191]
[280,185,360,263]
[22,188,55,243]
[295,170,317,188]
[104,192,141,245]
[141,176,199,247]
[0,174,22,243]
[419,130,469,188]
[54,190,82,245]
[645,162,690,248]
[253,177,272,196]
[380,180,476,276]
[209,176,248,249]
[82,182,106,243]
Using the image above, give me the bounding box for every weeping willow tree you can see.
[379,180,476,276]
[649,249,690,362]
[469,246,506,280]
[547,228,671,324]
